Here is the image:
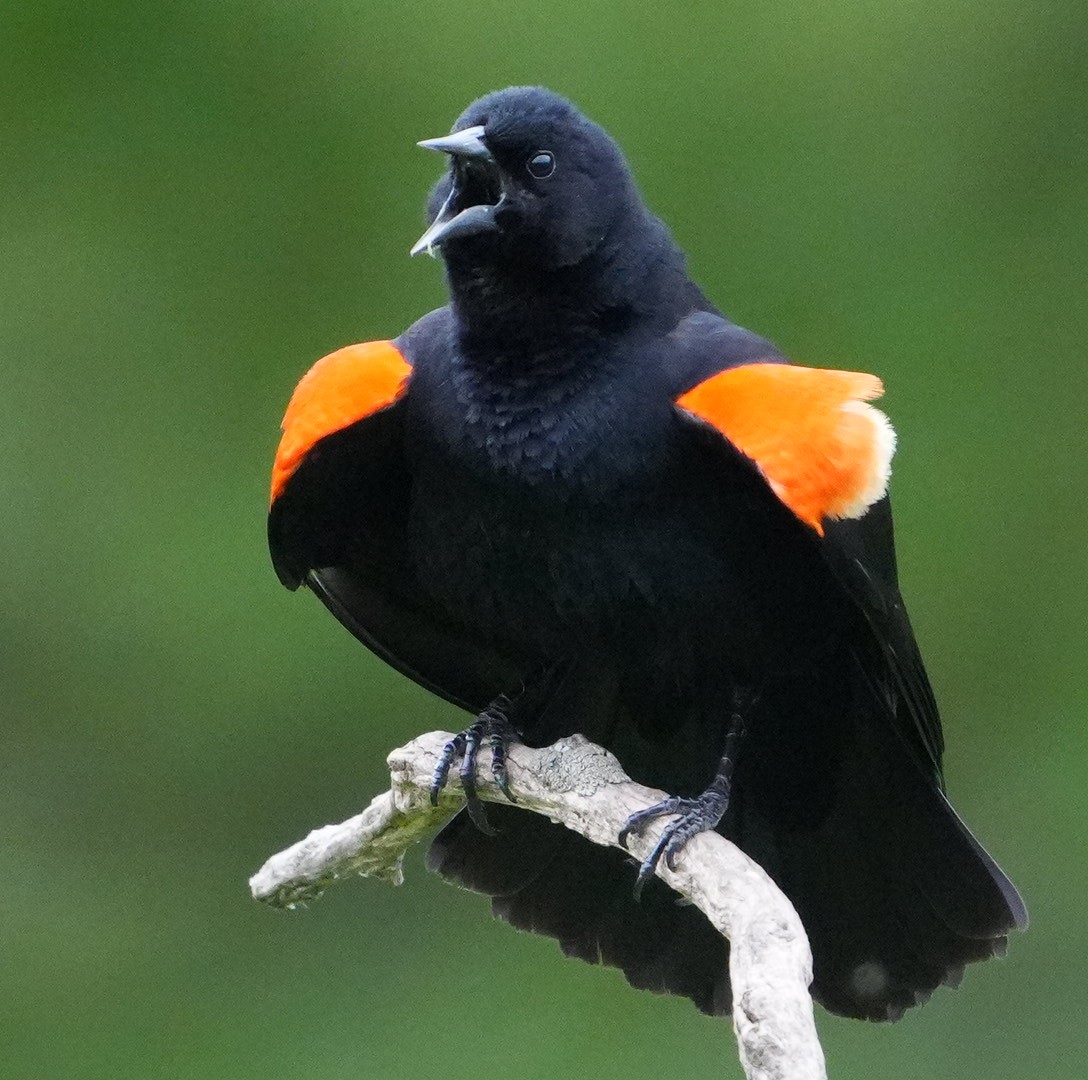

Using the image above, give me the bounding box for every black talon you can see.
[620,701,747,898]
[431,733,466,805]
[624,790,730,898]
[489,726,516,803]
[459,720,497,834]
[618,796,684,849]
[428,693,521,832]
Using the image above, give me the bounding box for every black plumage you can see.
[269,86,1025,1020]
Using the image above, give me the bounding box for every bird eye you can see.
[526,151,556,179]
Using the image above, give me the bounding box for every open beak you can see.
[417,126,493,160]
[411,125,504,257]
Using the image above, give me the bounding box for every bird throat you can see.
[445,217,689,376]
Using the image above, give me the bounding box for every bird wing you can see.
[268,330,521,712]
[269,339,412,515]
[675,361,896,535]
[818,500,945,779]
[671,343,943,780]
[672,342,1026,979]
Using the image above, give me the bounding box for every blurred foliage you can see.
[2,1,1086,1077]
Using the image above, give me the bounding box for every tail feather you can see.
[777,810,1005,1020]
[765,705,1024,1019]
[426,670,1023,1022]
[428,805,731,1016]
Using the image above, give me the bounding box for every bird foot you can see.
[619,788,729,900]
[430,700,519,835]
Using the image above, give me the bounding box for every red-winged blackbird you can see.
[269,86,1025,1021]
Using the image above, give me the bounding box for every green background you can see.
[4,2,1085,1077]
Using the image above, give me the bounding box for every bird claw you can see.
[619,789,729,900]
[430,702,519,834]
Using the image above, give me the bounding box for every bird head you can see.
[412,87,639,272]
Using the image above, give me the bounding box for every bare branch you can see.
[250,732,827,1080]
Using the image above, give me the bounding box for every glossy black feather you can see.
[269,85,1024,1021]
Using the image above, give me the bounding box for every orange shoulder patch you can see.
[271,340,411,504]
[677,363,896,534]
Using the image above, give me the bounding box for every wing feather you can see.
[268,333,520,713]
[677,363,896,534]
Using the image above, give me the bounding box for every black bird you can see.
[268,86,1026,1021]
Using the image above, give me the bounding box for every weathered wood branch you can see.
[250,732,827,1080]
